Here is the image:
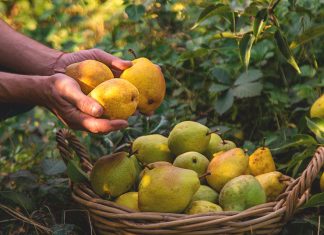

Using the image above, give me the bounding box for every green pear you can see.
[214,139,236,153]
[139,161,172,180]
[206,148,248,192]
[204,133,223,159]
[130,154,142,185]
[173,151,209,176]
[192,185,219,203]
[219,175,266,211]
[168,121,211,156]
[132,134,173,164]
[185,200,223,214]
[90,152,136,197]
[138,165,200,213]
[115,192,139,211]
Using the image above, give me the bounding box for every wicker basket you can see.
[56,129,324,235]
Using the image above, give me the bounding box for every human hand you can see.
[54,48,132,77]
[42,73,128,134]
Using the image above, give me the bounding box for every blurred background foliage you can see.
[0,0,323,234]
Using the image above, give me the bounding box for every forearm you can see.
[0,71,47,104]
[0,20,62,75]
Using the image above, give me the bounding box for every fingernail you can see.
[111,120,128,129]
[92,105,103,117]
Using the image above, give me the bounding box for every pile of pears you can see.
[89,121,289,214]
[65,57,165,119]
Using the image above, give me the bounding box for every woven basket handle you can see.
[56,128,93,172]
[284,146,324,220]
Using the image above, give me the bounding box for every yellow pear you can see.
[206,148,248,192]
[320,172,324,192]
[88,79,139,120]
[138,165,200,213]
[185,200,222,215]
[115,192,139,211]
[120,57,165,114]
[168,121,211,156]
[132,134,173,164]
[65,60,114,94]
[139,161,172,180]
[310,94,324,118]
[90,152,136,197]
[255,171,286,202]
[249,146,276,176]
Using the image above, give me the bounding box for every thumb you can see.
[111,59,133,71]
[76,95,103,117]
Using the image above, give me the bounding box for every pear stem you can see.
[128,49,137,59]
[143,164,153,170]
[262,137,266,150]
[206,129,220,136]
[199,172,211,179]
[129,148,139,157]
[244,148,249,155]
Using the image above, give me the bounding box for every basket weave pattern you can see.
[56,129,324,235]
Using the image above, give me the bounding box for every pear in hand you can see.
[120,57,165,114]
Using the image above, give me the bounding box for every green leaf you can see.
[306,117,324,142]
[290,25,324,49]
[125,4,145,22]
[191,4,231,29]
[178,48,208,61]
[234,69,263,85]
[42,159,66,176]
[239,33,255,70]
[209,83,230,93]
[66,158,89,183]
[274,29,301,74]
[213,32,241,39]
[270,134,317,154]
[212,67,231,84]
[253,8,268,39]
[215,90,234,115]
[0,191,35,211]
[300,192,324,209]
[233,82,263,98]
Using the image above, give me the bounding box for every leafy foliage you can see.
[0,0,323,234]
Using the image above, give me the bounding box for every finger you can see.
[93,49,132,70]
[75,49,132,71]
[67,111,128,134]
[55,75,103,117]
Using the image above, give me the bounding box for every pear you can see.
[320,172,324,192]
[185,200,222,215]
[120,57,165,114]
[115,192,139,211]
[168,121,211,156]
[90,152,136,197]
[255,171,286,202]
[65,60,114,94]
[249,146,276,176]
[139,161,172,180]
[173,152,209,176]
[310,94,324,118]
[206,148,248,192]
[204,133,223,159]
[219,175,266,211]
[213,139,236,153]
[192,185,219,203]
[88,79,139,120]
[138,165,200,213]
[130,155,142,184]
[211,151,225,160]
[132,134,173,164]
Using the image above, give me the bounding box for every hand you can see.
[54,48,132,77]
[42,73,128,134]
